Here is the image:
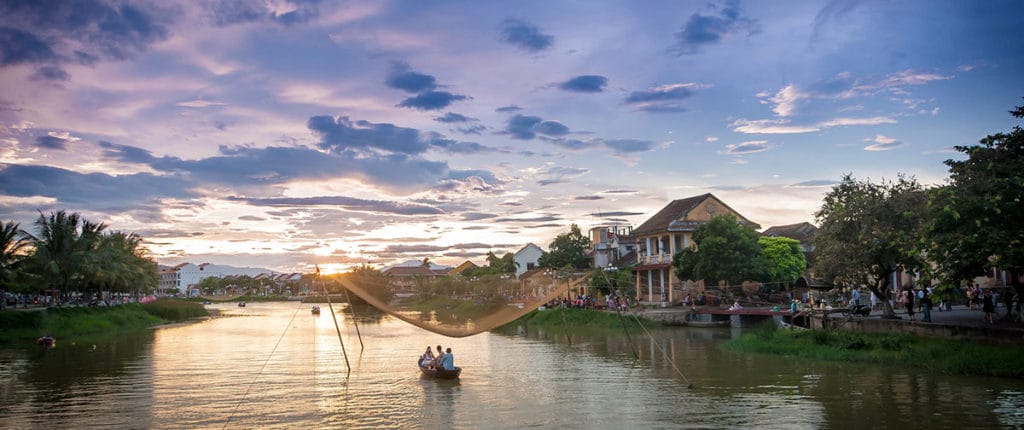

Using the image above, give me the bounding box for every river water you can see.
[1,302,1022,429]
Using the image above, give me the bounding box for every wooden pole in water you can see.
[320,271,350,373]
[342,287,364,351]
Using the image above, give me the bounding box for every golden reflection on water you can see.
[3,302,1024,429]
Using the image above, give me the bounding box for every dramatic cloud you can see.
[864,134,902,151]
[308,115,430,155]
[557,75,608,93]
[0,1,170,71]
[499,18,553,52]
[0,163,195,211]
[227,196,444,216]
[385,62,438,93]
[759,70,953,117]
[674,0,758,55]
[624,83,704,112]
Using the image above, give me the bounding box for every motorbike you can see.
[846,302,871,316]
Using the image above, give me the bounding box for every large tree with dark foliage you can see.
[673,214,765,288]
[925,100,1024,305]
[814,174,927,317]
[538,224,592,270]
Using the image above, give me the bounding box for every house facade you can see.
[513,243,545,279]
[631,193,760,306]
[159,262,223,295]
[589,225,636,269]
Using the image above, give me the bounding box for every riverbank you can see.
[0,300,208,347]
[507,307,655,329]
[726,322,1024,378]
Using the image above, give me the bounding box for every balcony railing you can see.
[638,253,671,265]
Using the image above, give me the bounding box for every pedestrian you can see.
[982,290,996,324]
[851,287,861,306]
[922,289,932,322]
[904,289,915,321]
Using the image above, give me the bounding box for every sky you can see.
[1,0,1022,274]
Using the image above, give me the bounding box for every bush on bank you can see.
[726,323,1024,378]
[508,308,654,329]
[0,300,207,347]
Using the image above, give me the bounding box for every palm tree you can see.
[1,220,31,307]
[27,210,82,298]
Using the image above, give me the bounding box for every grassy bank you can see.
[0,300,208,347]
[726,323,1024,378]
[507,308,654,329]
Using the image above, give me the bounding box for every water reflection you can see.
[1,302,1022,429]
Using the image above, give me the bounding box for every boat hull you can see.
[418,360,461,379]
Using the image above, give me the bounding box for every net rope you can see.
[336,273,592,337]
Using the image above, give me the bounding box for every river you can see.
[1,302,1022,429]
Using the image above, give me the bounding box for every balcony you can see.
[638,253,672,265]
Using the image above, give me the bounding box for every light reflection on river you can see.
[2,302,1023,429]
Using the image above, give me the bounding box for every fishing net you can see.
[327,271,596,338]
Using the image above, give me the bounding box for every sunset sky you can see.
[1,0,1022,273]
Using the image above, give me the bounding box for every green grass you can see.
[0,300,208,347]
[506,307,654,329]
[726,323,1024,378]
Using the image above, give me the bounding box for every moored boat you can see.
[418,359,461,379]
[238,302,246,307]
[311,305,320,315]
[37,336,56,348]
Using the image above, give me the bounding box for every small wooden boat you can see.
[37,336,56,348]
[238,302,246,307]
[418,359,461,379]
[311,305,321,315]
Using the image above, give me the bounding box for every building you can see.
[631,193,760,306]
[513,243,545,279]
[449,260,479,276]
[589,225,636,269]
[159,262,224,295]
[382,265,448,292]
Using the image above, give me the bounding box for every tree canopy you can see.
[925,100,1024,297]
[538,224,591,270]
[814,174,927,317]
[673,214,765,287]
[758,236,806,287]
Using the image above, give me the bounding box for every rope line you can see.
[223,302,303,429]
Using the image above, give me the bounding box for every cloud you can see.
[534,165,588,186]
[590,211,645,217]
[460,212,497,221]
[557,75,608,93]
[624,83,704,112]
[176,100,225,108]
[308,115,430,155]
[35,135,69,150]
[31,65,69,81]
[789,179,838,188]
[760,70,953,117]
[723,140,770,155]
[864,134,902,151]
[397,90,469,111]
[385,62,438,93]
[503,115,575,140]
[574,195,603,201]
[731,116,896,134]
[495,105,522,113]
[227,196,444,215]
[433,112,476,123]
[673,0,758,55]
[499,18,553,52]
[0,163,196,211]
[0,1,170,72]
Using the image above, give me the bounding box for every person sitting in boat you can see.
[420,346,435,368]
[439,347,455,370]
[432,345,444,368]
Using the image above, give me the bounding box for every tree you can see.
[344,264,393,303]
[589,266,635,296]
[27,210,85,296]
[758,236,807,290]
[814,174,927,317]
[673,214,765,289]
[0,221,31,305]
[925,100,1024,303]
[538,224,592,270]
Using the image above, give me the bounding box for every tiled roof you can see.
[633,193,760,235]
[763,222,818,243]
